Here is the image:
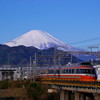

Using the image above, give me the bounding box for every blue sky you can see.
[0,0,100,50]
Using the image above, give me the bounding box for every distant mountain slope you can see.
[0,44,39,65]
[4,30,78,50]
[0,44,80,65]
[0,44,99,65]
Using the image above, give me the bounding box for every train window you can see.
[88,69,91,74]
[72,69,74,73]
[48,70,50,74]
[56,70,60,74]
[83,69,86,73]
[53,70,54,73]
[91,69,96,74]
[62,69,66,74]
[76,69,78,73]
[69,69,72,73]
[76,69,83,74]
[82,69,91,74]
[80,69,83,73]
[66,69,68,73]
[51,70,54,74]
[48,70,54,74]
[68,69,74,73]
[82,69,85,74]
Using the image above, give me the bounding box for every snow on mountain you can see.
[4,30,81,50]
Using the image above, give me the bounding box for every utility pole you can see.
[58,54,61,66]
[33,53,37,81]
[29,56,32,79]
[7,54,10,65]
[70,54,72,64]
[88,46,99,52]
[54,47,57,78]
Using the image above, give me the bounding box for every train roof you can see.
[36,62,94,70]
[36,63,78,70]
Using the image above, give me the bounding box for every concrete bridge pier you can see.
[94,94,100,100]
[60,91,70,100]
[60,91,82,100]
[60,91,76,100]
[60,91,94,100]
[85,93,94,100]
[75,92,80,100]
[75,92,95,100]
[60,91,100,100]
[80,93,85,100]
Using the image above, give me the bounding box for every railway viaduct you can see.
[42,79,100,100]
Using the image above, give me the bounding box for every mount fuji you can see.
[4,30,81,51]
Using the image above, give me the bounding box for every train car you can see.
[35,62,97,81]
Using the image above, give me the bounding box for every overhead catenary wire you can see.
[69,37,100,45]
[67,36,100,51]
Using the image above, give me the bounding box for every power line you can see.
[69,37,100,45]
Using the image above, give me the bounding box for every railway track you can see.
[41,78,100,89]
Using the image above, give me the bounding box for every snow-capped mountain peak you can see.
[4,30,79,50]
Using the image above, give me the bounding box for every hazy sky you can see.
[0,0,100,49]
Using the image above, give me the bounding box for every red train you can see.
[36,62,97,81]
